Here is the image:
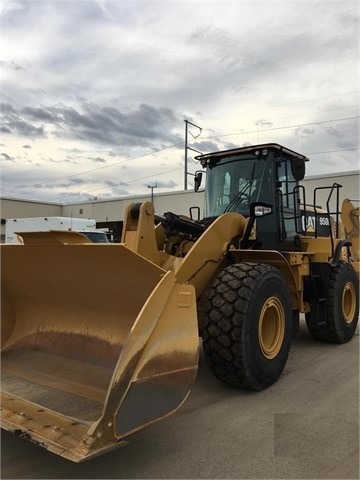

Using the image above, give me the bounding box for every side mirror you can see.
[194,171,203,192]
[291,158,305,181]
[189,206,201,221]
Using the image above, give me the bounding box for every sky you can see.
[1,0,359,204]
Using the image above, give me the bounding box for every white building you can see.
[1,170,359,242]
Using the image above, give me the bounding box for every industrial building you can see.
[1,170,359,243]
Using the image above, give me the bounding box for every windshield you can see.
[82,231,109,243]
[204,151,274,218]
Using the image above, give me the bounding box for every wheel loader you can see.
[1,143,359,462]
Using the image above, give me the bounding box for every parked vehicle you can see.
[1,143,358,462]
[4,216,108,243]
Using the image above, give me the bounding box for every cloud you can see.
[90,156,106,163]
[255,119,274,129]
[0,103,46,137]
[0,0,358,203]
[1,152,15,162]
[0,60,24,71]
[295,126,316,137]
[143,180,178,189]
[192,140,219,153]
[1,101,181,148]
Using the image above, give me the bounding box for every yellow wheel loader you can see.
[1,143,359,462]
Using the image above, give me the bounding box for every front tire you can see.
[202,263,292,391]
[306,261,359,343]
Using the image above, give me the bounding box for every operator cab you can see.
[195,143,308,251]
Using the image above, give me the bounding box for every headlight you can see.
[254,205,272,216]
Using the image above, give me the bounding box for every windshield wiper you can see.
[224,179,254,213]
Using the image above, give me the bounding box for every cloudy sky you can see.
[1,0,359,203]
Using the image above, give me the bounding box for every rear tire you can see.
[202,263,292,391]
[306,261,359,343]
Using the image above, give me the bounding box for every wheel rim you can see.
[258,297,285,359]
[342,282,356,324]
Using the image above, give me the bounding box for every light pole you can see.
[148,183,157,203]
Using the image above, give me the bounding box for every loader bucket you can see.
[1,242,199,462]
[341,198,360,277]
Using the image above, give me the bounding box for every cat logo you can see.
[302,215,316,233]
[306,223,315,233]
[301,213,331,236]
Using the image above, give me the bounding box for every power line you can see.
[305,147,359,155]
[201,116,360,140]
[31,142,183,187]
[14,114,359,195]
[86,167,184,195]
[72,147,360,199]
[53,134,360,200]
[198,91,359,121]
[82,117,360,196]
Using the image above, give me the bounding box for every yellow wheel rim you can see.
[258,297,285,359]
[342,282,356,324]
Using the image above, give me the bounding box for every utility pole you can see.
[184,119,202,190]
